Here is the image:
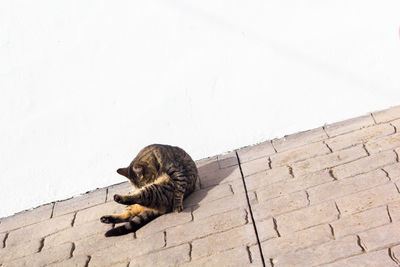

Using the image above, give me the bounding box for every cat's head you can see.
[117,163,155,187]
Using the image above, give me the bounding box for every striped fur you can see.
[101,144,198,230]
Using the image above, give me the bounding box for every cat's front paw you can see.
[113,194,123,204]
[100,215,114,224]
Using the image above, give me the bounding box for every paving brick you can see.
[237,141,275,163]
[391,118,400,129]
[324,114,375,137]
[336,183,400,215]
[291,145,367,176]
[391,245,400,265]
[332,150,396,179]
[196,155,218,168]
[44,220,111,249]
[325,124,394,151]
[0,203,53,233]
[0,232,6,246]
[198,165,242,188]
[183,246,255,267]
[241,157,270,176]
[252,191,309,221]
[192,192,253,220]
[184,183,233,207]
[191,220,272,262]
[109,262,129,267]
[372,105,400,123]
[74,232,134,256]
[307,169,389,203]
[259,224,332,259]
[196,157,219,177]
[366,133,400,154]
[166,208,247,247]
[74,201,123,226]
[253,219,278,242]
[270,142,330,167]
[136,207,192,238]
[252,170,332,201]
[191,224,258,260]
[273,236,361,267]
[6,213,74,247]
[47,255,89,267]
[331,206,390,238]
[325,249,396,267]
[129,243,190,267]
[53,188,107,217]
[272,127,327,152]
[359,221,400,251]
[241,166,293,193]
[89,232,165,266]
[0,239,41,263]
[388,200,400,221]
[217,151,238,168]
[249,245,271,267]
[2,243,73,267]
[384,162,400,181]
[275,201,338,235]
[106,182,132,202]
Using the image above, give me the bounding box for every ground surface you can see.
[2,106,400,267]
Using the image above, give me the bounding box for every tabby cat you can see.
[100,144,198,230]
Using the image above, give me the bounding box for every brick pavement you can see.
[1,105,400,266]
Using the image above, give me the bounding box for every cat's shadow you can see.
[105,157,237,237]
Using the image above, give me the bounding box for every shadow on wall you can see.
[104,157,237,237]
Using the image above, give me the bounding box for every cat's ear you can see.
[117,167,129,177]
[132,165,143,176]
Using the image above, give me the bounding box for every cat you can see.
[100,144,198,231]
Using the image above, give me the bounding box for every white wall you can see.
[1,0,399,217]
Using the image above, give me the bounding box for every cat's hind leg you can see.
[102,205,164,237]
[126,209,165,230]
[100,204,147,224]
